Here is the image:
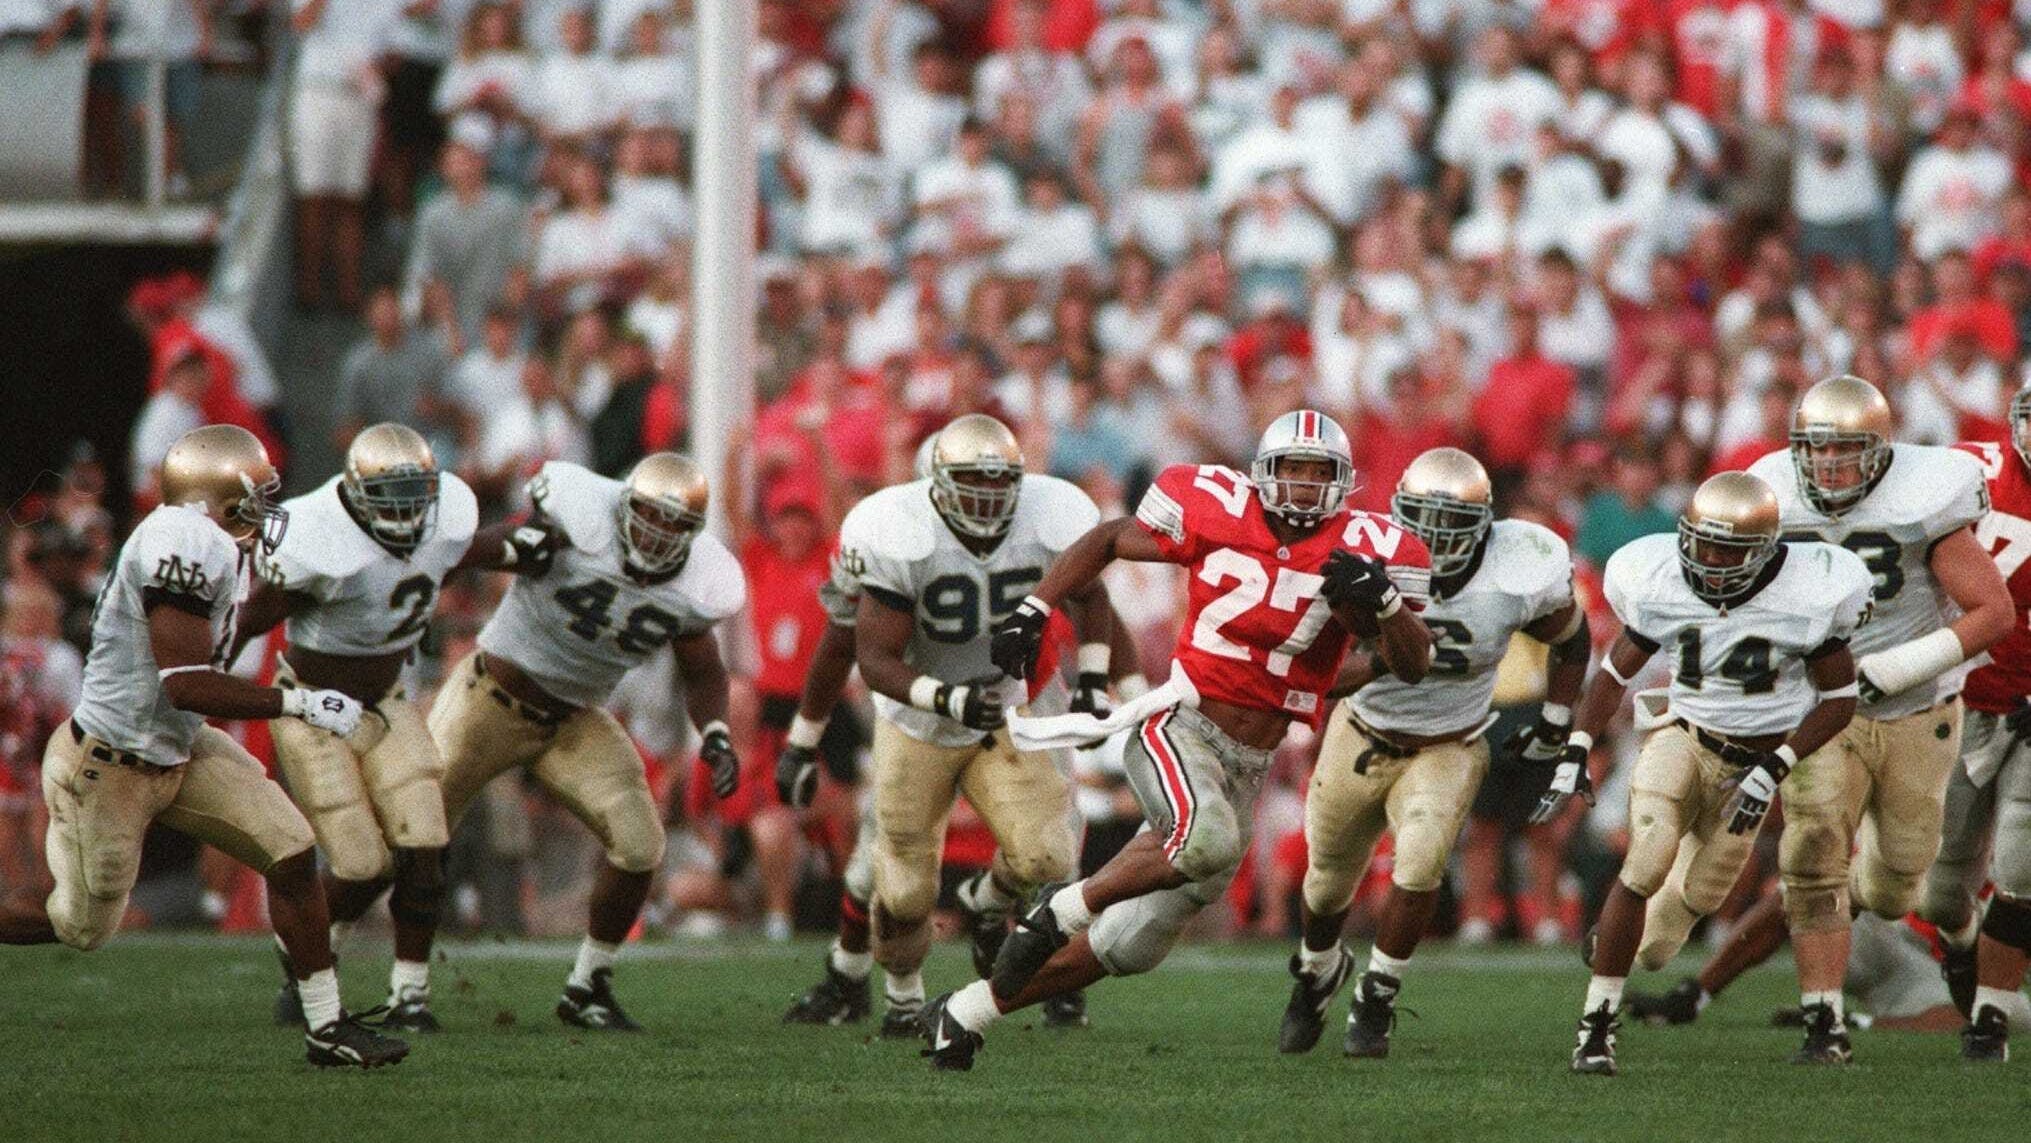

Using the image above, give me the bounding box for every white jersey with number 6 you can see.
[835,475,1099,748]
[1347,519,1574,737]
[1603,533,1873,738]
[477,462,744,708]
[1748,443,1987,719]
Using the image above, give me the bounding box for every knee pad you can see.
[1636,891,1698,972]
[1171,802,1244,883]
[995,842,1073,895]
[843,839,876,904]
[1852,863,1920,921]
[48,891,117,952]
[1618,794,1682,899]
[1301,866,1361,917]
[1982,894,2031,953]
[387,847,445,929]
[601,799,666,874]
[872,849,939,923]
[321,827,395,884]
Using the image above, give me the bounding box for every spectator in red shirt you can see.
[1473,303,1577,490]
[128,276,286,467]
[1351,348,1469,514]
[1226,296,1312,391]
[756,350,892,495]
[1970,188,2031,286]
[1908,250,2020,364]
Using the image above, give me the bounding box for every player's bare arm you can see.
[1339,596,1432,684]
[228,576,315,660]
[1528,603,1592,713]
[857,591,1000,731]
[673,629,739,801]
[152,604,288,721]
[1787,642,1860,762]
[776,619,858,807]
[1530,631,1650,824]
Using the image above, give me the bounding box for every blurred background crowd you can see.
[6,0,2031,954]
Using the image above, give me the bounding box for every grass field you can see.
[4,935,2024,1143]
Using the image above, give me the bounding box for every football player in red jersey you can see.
[916,409,1435,1070]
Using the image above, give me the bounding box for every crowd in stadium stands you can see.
[9,0,2031,946]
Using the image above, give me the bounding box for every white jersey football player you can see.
[1745,374,2011,1062]
[1547,471,1872,1076]
[0,425,409,1069]
[418,453,746,1031]
[1280,448,1590,1059]
[831,413,1103,1038]
[235,423,548,1033]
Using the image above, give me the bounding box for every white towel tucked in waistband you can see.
[1008,662,1201,751]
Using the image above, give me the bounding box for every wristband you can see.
[1076,642,1111,675]
[1018,594,1052,618]
[279,687,308,717]
[1377,594,1403,619]
[1601,657,1634,687]
[159,664,212,679]
[1539,702,1572,727]
[1817,681,1859,700]
[1567,730,1595,752]
[908,676,943,712]
[700,719,731,743]
[1774,744,1798,768]
[786,713,829,750]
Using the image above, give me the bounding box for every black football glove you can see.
[701,723,740,799]
[1528,742,1594,825]
[990,596,1051,679]
[775,743,819,808]
[1502,710,1571,767]
[1856,669,1886,707]
[2005,700,2031,746]
[505,522,561,577]
[1070,672,1111,717]
[934,679,1006,732]
[1321,550,1400,616]
[1723,749,1791,836]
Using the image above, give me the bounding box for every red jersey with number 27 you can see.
[1135,464,1432,727]
[1956,440,2031,714]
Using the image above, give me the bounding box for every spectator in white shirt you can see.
[973,0,1089,142]
[1597,53,1718,199]
[469,355,590,501]
[1107,139,1211,266]
[611,8,690,131]
[1095,248,1165,363]
[1076,35,1180,209]
[290,0,402,311]
[994,311,1073,427]
[782,101,900,256]
[611,125,692,262]
[1884,1,1962,134]
[128,341,208,502]
[1293,57,1417,226]
[1532,247,1615,398]
[1186,23,1270,155]
[530,6,618,145]
[1086,0,1197,99]
[1212,84,1350,223]
[911,118,1020,269]
[1896,107,2015,261]
[867,0,967,176]
[1001,170,1104,285]
[434,1,533,128]
[1789,45,1895,273]
[1900,320,2005,445]
[533,150,639,317]
[1546,39,1615,146]
[1435,25,1562,213]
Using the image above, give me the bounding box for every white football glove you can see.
[283,686,364,738]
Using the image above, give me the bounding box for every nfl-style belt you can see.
[473,653,571,727]
[1674,718,1782,766]
[69,722,174,776]
[1343,711,1486,774]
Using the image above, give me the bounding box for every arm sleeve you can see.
[835,500,917,612]
[1827,553,1875,644]
[1600,544,1646,637]
[1383,529,1432,614]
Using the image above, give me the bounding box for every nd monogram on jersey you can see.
[1135,464,1432,726]
[1604,533,1873,738]
[1748,443,1987,719]
[72,505,248,766]
[1956,439,2031,715]
[1346,519,1573,737]
[477,462,745,708]
[261,472,480,656]
[836,474,1098,748]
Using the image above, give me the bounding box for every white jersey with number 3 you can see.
[1748,443,1987,719]
[477,462,744,708]
[1347,519,1574,736]
[261,473,480,656]
[72,506,249,767]
[1604,534,1873,738]
[835,475,1098,748]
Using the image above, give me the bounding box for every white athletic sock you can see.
[1049,881,1094,934]
[300,968,343,1031]
[829,942,873,981]
[1367,947,1410,979]
[885,970,924,1006]
[1802,990,1845,1024]
[1584,976,1625,1016]
[947,979,1003,1032]
[1943,915,1981,950]
[962,872,1017,915]
[568,938,620,991]
[329,919,356,955]
[1297,942,1344,979]
[389,959,430,1001]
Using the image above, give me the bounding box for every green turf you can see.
[2,935,2023,1143]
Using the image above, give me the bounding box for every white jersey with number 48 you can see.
[1346,519,1574,737]
[1603,533,1873,738]
[477,462,744,709]
[835,475,1098,748]
[1748,443,1987,719]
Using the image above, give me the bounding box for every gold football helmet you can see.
[160,424,286,553]
[1790,374,1893,516]
[2010,385,2031,472]
[1678,471,1782,605]
[620,452,709,575]
[929,414,1023,538]
[343,423,440,552]
[1392,447,1493,579]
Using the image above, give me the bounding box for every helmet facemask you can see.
[1677,518,1776,605]
[1789,427,1888,516]
[931,460,1022,539]
[231,470,289,555]
[619,493,703,575]
[2012,387,2031,472]
[1252,450,1352,527]
[345,467,439,553]
[1392,490,1490,579]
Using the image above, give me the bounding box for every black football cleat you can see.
[306,1010,410,1069]
[1041,989,1089,1029]
[1343,970,1401,1059]
[1571,1003,1619,1076]
[556,967,643,1031]
[1625,977,1704,1026]
[919,992,983,1072]
[992,882,1072,999]
[382,991,441,1034]
[1962,1005,2009,1062]
[782,957,871,1025]
[272,946,303,1027]
[879,997,924,1040]
[1942,941,1978,1018]
[956,873,1012,980]
[1278,946,1354,1055]
[1790,1002,1852,1065]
